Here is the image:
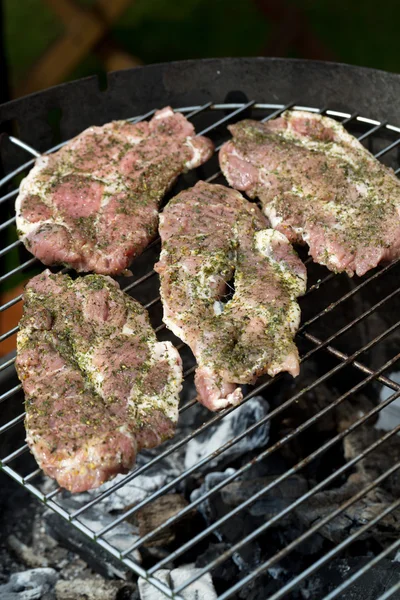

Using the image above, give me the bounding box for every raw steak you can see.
[16,270,182,493]
[16,107,214,274]
[155,181,306,411]
[219,110,400,276]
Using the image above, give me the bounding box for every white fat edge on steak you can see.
[237,229,304,377]
[15,156,52,240]
[184,138,204,170]
[194,364,243,410]
[153,107,174,120]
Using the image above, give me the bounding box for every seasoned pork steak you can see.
[16,107,214,275]
[155,182,306,411]
[16,270,182,493]
[219,110,400,276]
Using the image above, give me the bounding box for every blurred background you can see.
[1,0,400,102]
[1,0,400,354]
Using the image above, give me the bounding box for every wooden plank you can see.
[96,0,132,23]
[17,0,135,96]
[43,0,84,25]
[16,12,103,96]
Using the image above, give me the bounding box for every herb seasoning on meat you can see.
[219,110,400,277]
[16,270,183,493]
[155,182,307,411]
[16,107,214,275]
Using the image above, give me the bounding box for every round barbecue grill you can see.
[1,58,400,599]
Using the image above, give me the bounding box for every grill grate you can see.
[1,102,400,599]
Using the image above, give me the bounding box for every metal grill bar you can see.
[322,538,400,600]
[129,422,400,561]
[1,102,400,600]
[0,294,23,313]
[377,581,400,600]
[0,443,29,465]
[358,120,387,141]
[0,326,19,343]
[298,258,400,333]
[67,290,400,525]
[375,137,400,158]
[0,240,21,258]
[0,355,16,373]
[8,136,41,157]
[0,413,24,435]
[0,215,16,232]
[0,161,35,190]
[94,322,400,542]
[227,495,400,600]
[0,188,18,205]
[22,468,42,483]
[0,257,37,285]
[303,330,400,387]
[0,383,22,404]
[146,353,400,573]
[196,101,255,136]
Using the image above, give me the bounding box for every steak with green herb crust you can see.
[16,270,182,493]
[219,110,400,276]
[155,182,306,411]
[16,107,214,275]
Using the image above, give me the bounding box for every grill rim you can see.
[1,95,400,599]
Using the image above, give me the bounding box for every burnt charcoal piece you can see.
[191,469,262,571]
[220,475,308,527]
[296,482,399,544]
[275,360,378,441]
[192,469,323,580]
[344,426,400,497]
[237,574,298,600]
[290,425,400,545]
[195,543,238,591]
[135,494,194,547]
[301,557,400,599]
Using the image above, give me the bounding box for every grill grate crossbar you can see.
[322,538,400,600]
[220,493,400,600]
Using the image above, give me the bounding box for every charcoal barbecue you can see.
[1,58,400,599]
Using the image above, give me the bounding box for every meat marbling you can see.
[16,107,214,275]
[155,181,307,411]
[16,270,182,493]
[219,110,400,276]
